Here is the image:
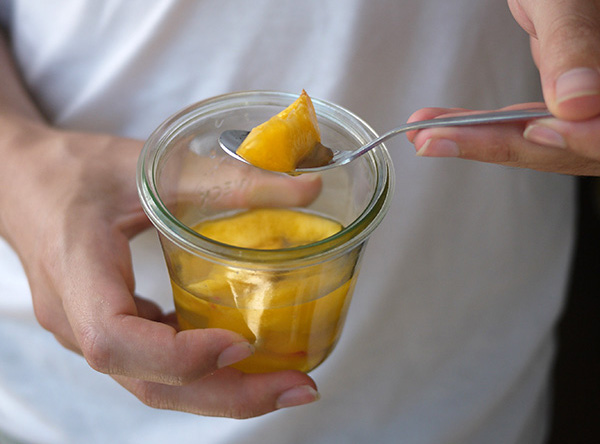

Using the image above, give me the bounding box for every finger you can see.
[413,112,600,176]
[30,287,77,347]
[524,116,600,162]
[59,225,254,385]
[131,294,164,322]
[28,273,81,352]
[240,169,323,208]
[507,0,536,37]
[160,311,180,330]
[405,107,468,142]
[405,103,543,142]
[175,156,323,210]
[517,0,600,119]
[113,367,319,418]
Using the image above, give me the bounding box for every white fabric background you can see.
[0,1,575,443]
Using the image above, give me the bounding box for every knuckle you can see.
[78,326,112,373]
[468,140,517,164]
[504,143,523,164]
[32,303,57,332]
[167,361,212,386]
[135,382,169,410]
[550,12,598,38]
[162,370,193,386]
[546,13,600,63]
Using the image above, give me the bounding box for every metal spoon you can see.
[219,108,553,174]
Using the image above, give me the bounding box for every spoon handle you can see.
[350,108,553,161]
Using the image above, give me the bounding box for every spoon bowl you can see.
[219,108,553,174]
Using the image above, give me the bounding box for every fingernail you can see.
[523,122,567,149]
[416,139,460,157]
[556,67,600,104]
[217,342,254,368]
[276,385,320,409]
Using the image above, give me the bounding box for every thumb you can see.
[519,0,600,120]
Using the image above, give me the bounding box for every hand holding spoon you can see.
[219,108,553,174]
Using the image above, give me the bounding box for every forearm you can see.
[0,31,57,245]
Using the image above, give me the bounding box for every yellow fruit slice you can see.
[194,208,341,249]
[236,90,321,172]
[171,208,358,373]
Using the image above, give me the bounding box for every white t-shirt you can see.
[0,1,575,443]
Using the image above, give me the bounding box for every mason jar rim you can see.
[137,90,394,266]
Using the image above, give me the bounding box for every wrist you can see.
[0,113,57,245]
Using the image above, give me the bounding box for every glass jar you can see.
[137,91,394,373]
